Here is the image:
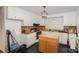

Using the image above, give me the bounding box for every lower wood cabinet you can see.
[39,37,47,52]
[39,35,59,53]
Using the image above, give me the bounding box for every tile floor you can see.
[16,43,78,53]
[10,43,78,53]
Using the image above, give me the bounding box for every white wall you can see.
[7,6,39,26]
[0,7,6,52]
[76,9,79,39]
[0,7,3,51]
[48,11,77,26]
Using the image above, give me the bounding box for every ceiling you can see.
[18,6,79,15]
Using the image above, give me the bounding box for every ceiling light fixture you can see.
[41,6,48,19]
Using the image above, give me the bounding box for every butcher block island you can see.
[39,34,59,53]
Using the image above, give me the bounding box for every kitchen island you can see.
[39,34,59,53]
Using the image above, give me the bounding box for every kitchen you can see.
[0,6,79,53]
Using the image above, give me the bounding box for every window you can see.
[45,16,64,30]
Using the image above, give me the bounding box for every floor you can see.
[16,43,78,53]
[27,43,77,53]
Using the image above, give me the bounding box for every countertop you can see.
[39,34,59,39]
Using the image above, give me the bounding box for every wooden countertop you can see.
[39,34,59,39]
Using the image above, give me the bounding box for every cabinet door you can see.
[8,7,23,19]
[47,39,58,53]
[59,33,67,45]
[39,38,47,52]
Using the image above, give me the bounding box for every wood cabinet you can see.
[39,37,47,52]
[39,35,59,53]
[47,38,58,53]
